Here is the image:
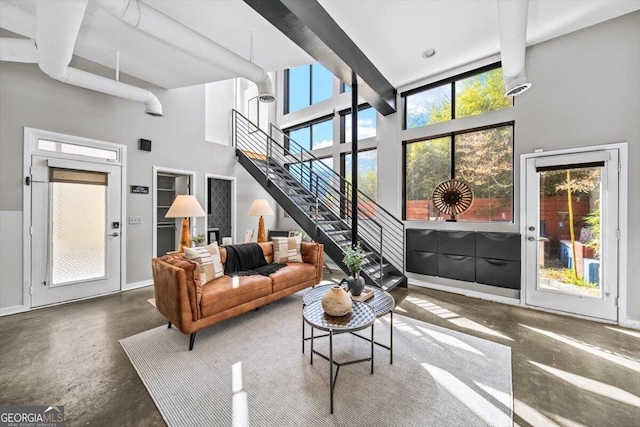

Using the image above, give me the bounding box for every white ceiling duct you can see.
[95,0,276,103]
[0,35,163,116]
[0,38,39,63]
[0,0,163,116]
[496,0,532,97]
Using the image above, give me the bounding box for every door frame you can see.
[519,142,628,324]
[204,173,237,244]
[152,166,197,258]
[23,128,127,311]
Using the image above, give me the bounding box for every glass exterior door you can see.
[50,169,108,286]
[30,156,121,307]
[524,150,619,321]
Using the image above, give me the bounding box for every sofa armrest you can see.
[301,242,324,281]
[152,256,202,333]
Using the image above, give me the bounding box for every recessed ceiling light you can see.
[422,48,437,59]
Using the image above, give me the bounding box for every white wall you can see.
[205,79,235,146]
[0,56,277,311]
[377,11,640,322]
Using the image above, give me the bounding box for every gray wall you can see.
[377,12,640,321]
[0,57,277,309]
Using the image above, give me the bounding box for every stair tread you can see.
[325,229,351,235]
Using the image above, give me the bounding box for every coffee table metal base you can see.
[302,300,376,414]
[308,326,374,414]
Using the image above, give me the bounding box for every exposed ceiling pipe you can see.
[95,0,276,102]
[0,35,163,116]
[0,38,39,63]
[496,0,532,97]
[0,0,163,116]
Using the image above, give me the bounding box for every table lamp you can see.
[248,199,274,243]
[165,195,206,252]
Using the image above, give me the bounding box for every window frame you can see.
[339,103,376,144]
[283,64,334,115]
[283,113,334,154]
[340,148,378,199]
[401,62,511,130]
[402,121,515,222]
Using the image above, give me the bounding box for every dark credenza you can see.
[406,229,521,289]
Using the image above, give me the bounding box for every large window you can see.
[284,116,333,154]
[341,105,377,143]
[404,123,513,222]
[404,64,512,129]
[285,63,334,114]
[342,149,377,201]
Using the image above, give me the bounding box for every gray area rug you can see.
[122,292,512,426]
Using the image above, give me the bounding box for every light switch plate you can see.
[129,216,142,224]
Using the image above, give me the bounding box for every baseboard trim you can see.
[619,318,640,330]
[0,304,29,317]
[123,280,153,291]
[409,278,522,306]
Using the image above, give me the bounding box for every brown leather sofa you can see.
[151,241,324,350]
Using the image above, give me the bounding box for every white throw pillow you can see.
[184,242,224,283]
[272,236,303,263]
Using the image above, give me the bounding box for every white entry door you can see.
[30,156,122,307]
[523,149,619,321]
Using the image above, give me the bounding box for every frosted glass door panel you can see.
[51,182,107,286]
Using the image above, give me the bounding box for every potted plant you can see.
[342,243,366,296]
[191,234,206,247]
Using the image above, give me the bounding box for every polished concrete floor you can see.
[1,283,638,426]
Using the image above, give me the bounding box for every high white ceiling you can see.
[1,0,638,89]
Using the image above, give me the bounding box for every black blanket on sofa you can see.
[224,243,286,277]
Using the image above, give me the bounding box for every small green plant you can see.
[540,268,597,288]
[191,234,206,244]
[342,243,365,275]
[291,230,306,239]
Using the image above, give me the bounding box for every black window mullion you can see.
[284,69,290,115]
[402,143,407,220]
[451,82,456,120]
[308,64,313,107]
[450,133,456,180]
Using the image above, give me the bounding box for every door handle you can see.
[109,232,120,237]
[527,236,540,242]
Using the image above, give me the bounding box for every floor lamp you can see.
[248,199,274,243]
[165,195,206,252]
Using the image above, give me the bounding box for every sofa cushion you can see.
[200,275,272,317]
[205,242,225,276]
[184,243,224,283]
[272,236,302,263]
[270,262,317,293]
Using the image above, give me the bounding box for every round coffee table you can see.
[303,283,395,363]
[302,300,376,414]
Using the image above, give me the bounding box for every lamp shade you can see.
[247,199,274,217]
[165,195,206,218]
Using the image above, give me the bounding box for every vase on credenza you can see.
[321,285,352,316]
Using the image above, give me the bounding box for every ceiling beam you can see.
[243,0,397,116]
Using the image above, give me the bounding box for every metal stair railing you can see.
[232,110,403,283]
[269,124,405,272]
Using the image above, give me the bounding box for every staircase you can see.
[232,110,406,291]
